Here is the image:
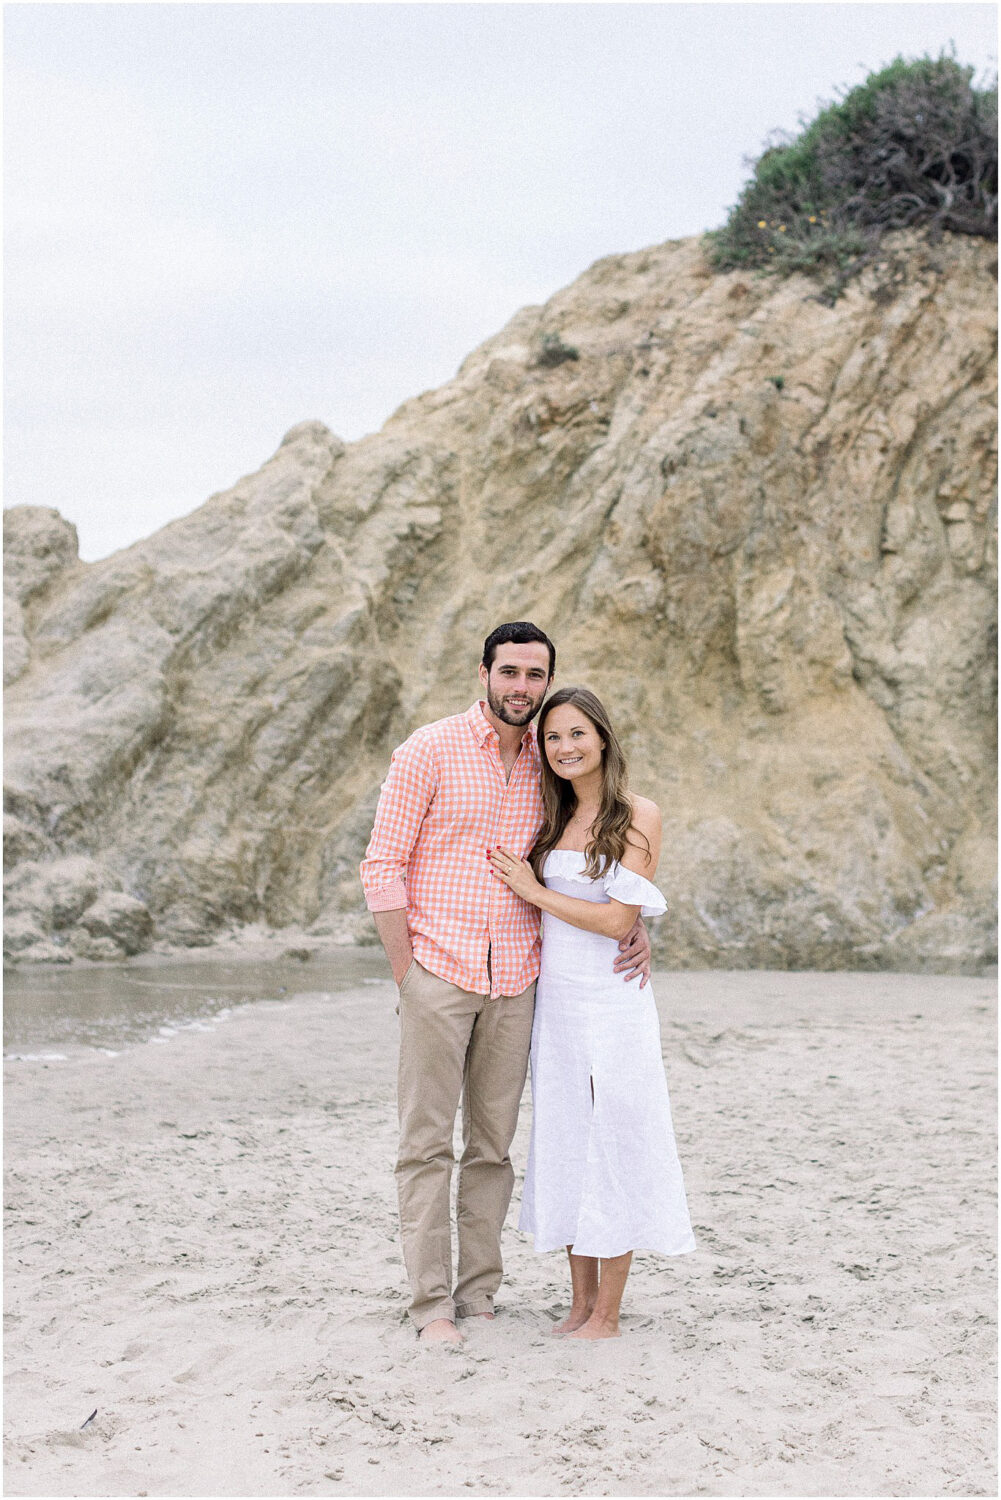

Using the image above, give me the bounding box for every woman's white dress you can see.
[519,850,696,1259]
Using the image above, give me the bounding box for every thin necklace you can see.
[567,803,599,828]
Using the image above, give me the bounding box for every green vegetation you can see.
[708,54,997,300]
[536,332,580,368]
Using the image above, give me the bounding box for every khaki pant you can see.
[395,960,536,1331]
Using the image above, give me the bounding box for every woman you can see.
[489,686,695,1339]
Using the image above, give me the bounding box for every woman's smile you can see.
[542,703,606,785]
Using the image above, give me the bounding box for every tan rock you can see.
[5,855,104,932]
[3,507,80,687]
[75,891,154,957]
[3,233,996,970]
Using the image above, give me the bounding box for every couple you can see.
[360,621,694,1345]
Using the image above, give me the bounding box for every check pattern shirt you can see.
[360,701,545,998]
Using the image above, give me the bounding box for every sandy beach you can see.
[4,964,996,1498]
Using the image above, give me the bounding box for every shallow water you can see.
[3,948,390,1055]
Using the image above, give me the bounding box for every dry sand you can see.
[4,966,996,1498]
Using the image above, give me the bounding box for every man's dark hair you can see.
[482,621,556,679]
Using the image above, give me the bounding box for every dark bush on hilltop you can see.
[708,54,997,299]
[536,332,580,368]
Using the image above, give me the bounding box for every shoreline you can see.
[6,924,997,978]
[3,925,382,974]
[4,970,997,1496]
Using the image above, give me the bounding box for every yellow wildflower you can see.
[808,215,817,223]
[778,225,787,232]
[757,220,767,228]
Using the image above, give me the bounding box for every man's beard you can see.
[486,684,545,726]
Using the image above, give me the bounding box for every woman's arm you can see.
[620,795,662,877]
[611,797,662,983]
[488,847,641,940]
[489,796,663,943]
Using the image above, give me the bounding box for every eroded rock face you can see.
[3,236,996,969]
[4,507,80,688]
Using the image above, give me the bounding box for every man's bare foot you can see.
[418,1318,463,1347]
[551,1306,595,1336]
[566,1315,620,1340]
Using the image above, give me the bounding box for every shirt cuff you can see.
[365,880,409,912]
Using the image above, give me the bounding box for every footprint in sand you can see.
[171,1346,235,1385]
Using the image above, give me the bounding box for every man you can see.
[360,622,650,1345]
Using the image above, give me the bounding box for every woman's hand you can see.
[488,846,542,903]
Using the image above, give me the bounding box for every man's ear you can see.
[478,661,489,692]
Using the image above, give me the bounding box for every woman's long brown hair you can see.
[531,686,648,880]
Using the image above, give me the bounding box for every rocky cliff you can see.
[4,232,997,971]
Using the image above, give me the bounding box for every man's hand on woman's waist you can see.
[613,918,651,988]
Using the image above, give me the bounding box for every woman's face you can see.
[542,702,605,785]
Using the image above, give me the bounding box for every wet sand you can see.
[3,941,389,1055]
[3,966,996,1497]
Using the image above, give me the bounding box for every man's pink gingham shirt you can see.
[360,701,544,998]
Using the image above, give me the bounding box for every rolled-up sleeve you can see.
[359,732,438,911]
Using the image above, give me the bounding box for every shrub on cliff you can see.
[536,332,580,368]
[708,53,998,299]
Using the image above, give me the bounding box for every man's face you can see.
[479,643,552,728]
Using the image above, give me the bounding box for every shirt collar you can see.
[466,700,537,749]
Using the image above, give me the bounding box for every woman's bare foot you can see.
[566,1315,620,1340]
[550,1305,595,1336]
[418,1318,463,1347]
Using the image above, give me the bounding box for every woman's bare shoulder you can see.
[628,793,662,830]
[623,794,662,874]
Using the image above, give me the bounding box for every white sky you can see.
[5,3,997,561]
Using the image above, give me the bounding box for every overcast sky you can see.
[5,3,997,561]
